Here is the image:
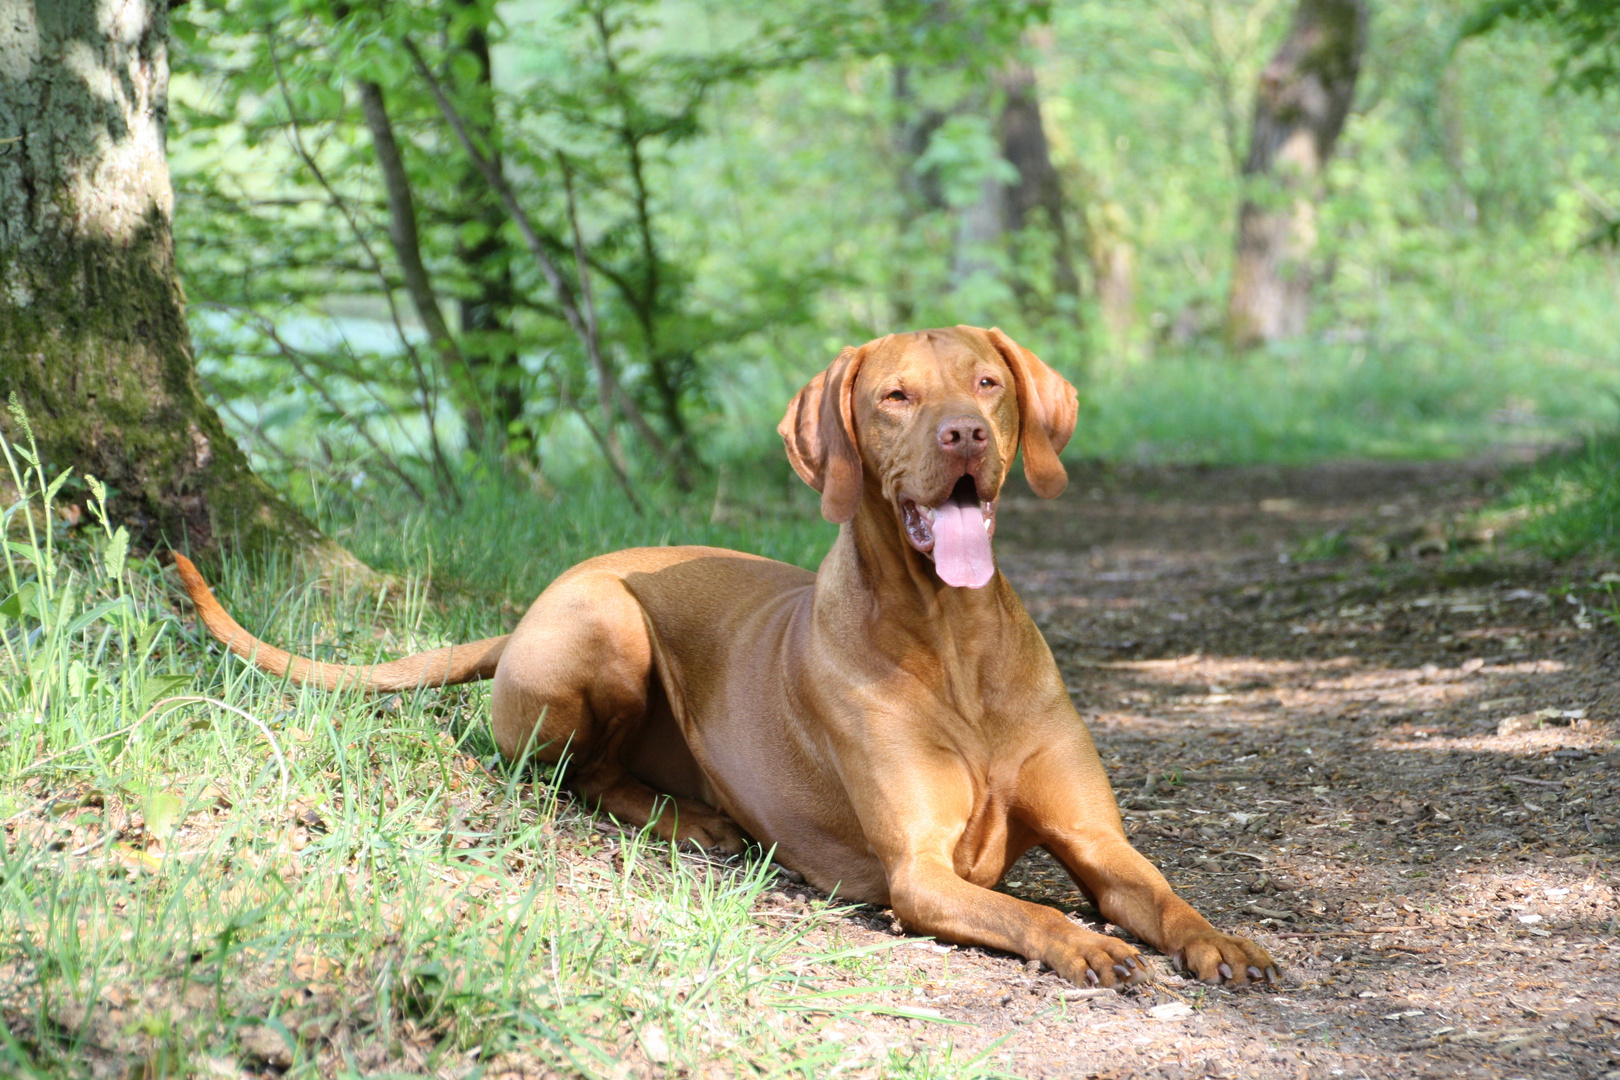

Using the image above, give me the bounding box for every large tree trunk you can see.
[0,0,319,556]
[1227,0,1367,349]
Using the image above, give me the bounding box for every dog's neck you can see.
[821,489,1010,631]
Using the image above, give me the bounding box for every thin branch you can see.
[266,28,459,504]
[249,320,430,502]
[403,34,673,496]
[548,371,642,515]
[202,301,435,501]
[557,151,625,475]
[356,79,476,397]
[201,379,299,469]
[586,2,699,486]
[589,5,661,334]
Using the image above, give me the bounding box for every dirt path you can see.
[772,455,1620,1079]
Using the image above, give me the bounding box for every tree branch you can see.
[266,29,459,503]
[402,34,679,493]
[356,78,475,399]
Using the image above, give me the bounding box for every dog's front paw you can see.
[1052,932,1152,990]
[1170,930,1277,987]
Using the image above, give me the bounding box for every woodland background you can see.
[163,0,1619,548]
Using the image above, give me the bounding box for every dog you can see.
[175,325,1276,988]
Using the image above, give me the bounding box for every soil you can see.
[755,454,1620,1079]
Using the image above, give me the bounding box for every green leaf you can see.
[0,582,40,621]
[139,675,194,714]
[106,527,128,580]
[6,541,41,564]
[64,597,132,638]
[43,467,72,505]
[143,791,184,840]
[67,659,95,699]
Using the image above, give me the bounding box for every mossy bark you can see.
[0,0,319,557]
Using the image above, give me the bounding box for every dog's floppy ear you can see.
[980,327,1078,500]
[778,344,867,523]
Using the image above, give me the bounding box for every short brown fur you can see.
[175,326,1275,988]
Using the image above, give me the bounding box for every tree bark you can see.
[991,60,1081,314]
[0,0,319,556]
[906,57,1081,321]
[889,61,949,324]
[449,4,523,456]
[1227,0,1367,349]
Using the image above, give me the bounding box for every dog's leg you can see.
[887,854,1148,988]
[489,569,743,853]
[1018,747,1278,985]
[576,772,746,854]
[1041,830,1276,985]
[859,770,1147,987]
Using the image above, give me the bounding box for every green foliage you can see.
[1459,0,1620,248]
[1462,0,1620,96]
[169,0,1053,500]
[167,0,1620,541]
[1496,423,1620,557]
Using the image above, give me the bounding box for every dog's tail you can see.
[172,553,509,692]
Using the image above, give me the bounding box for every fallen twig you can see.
[1505,775,1566,787]
[1271,927,1418,938]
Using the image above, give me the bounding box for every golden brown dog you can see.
[175,325,1276,989]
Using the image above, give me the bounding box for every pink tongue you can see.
[932,499,994,588]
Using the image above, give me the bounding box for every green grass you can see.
[1072,336,1617,465]
[300,460,835,642]
[0,421,1013,1079]
[1493,426,1620,559]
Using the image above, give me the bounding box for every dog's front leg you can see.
[1040,830,1277,986]
[1018,746,1279,986]
[885,853,1148,988]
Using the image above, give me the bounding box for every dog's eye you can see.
[978,377,998,390]
[885,389,907,402]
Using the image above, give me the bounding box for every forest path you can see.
[778,453,1620,1080]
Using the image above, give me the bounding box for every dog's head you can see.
[779,326,1078,588]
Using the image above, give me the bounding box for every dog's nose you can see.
[937,415,989,458]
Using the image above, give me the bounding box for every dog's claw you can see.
[1084,967,1100,986]
[1171,930,1275,988]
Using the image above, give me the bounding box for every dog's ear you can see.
[980,327,1078,500]
[778,344,866,523]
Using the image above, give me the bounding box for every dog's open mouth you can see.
[901,476,997,589]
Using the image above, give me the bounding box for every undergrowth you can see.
[0,414,1003,1078]
[1494,426,1620,559]
[301,458,833,640]
[1073,335,1616,465]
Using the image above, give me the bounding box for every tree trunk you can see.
[994,61,1081,313]
[925,59,1081,321]
[1227,0,1367,349]
[450,4,523,456]
[0,0,319,556]
[889,62,949,325]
